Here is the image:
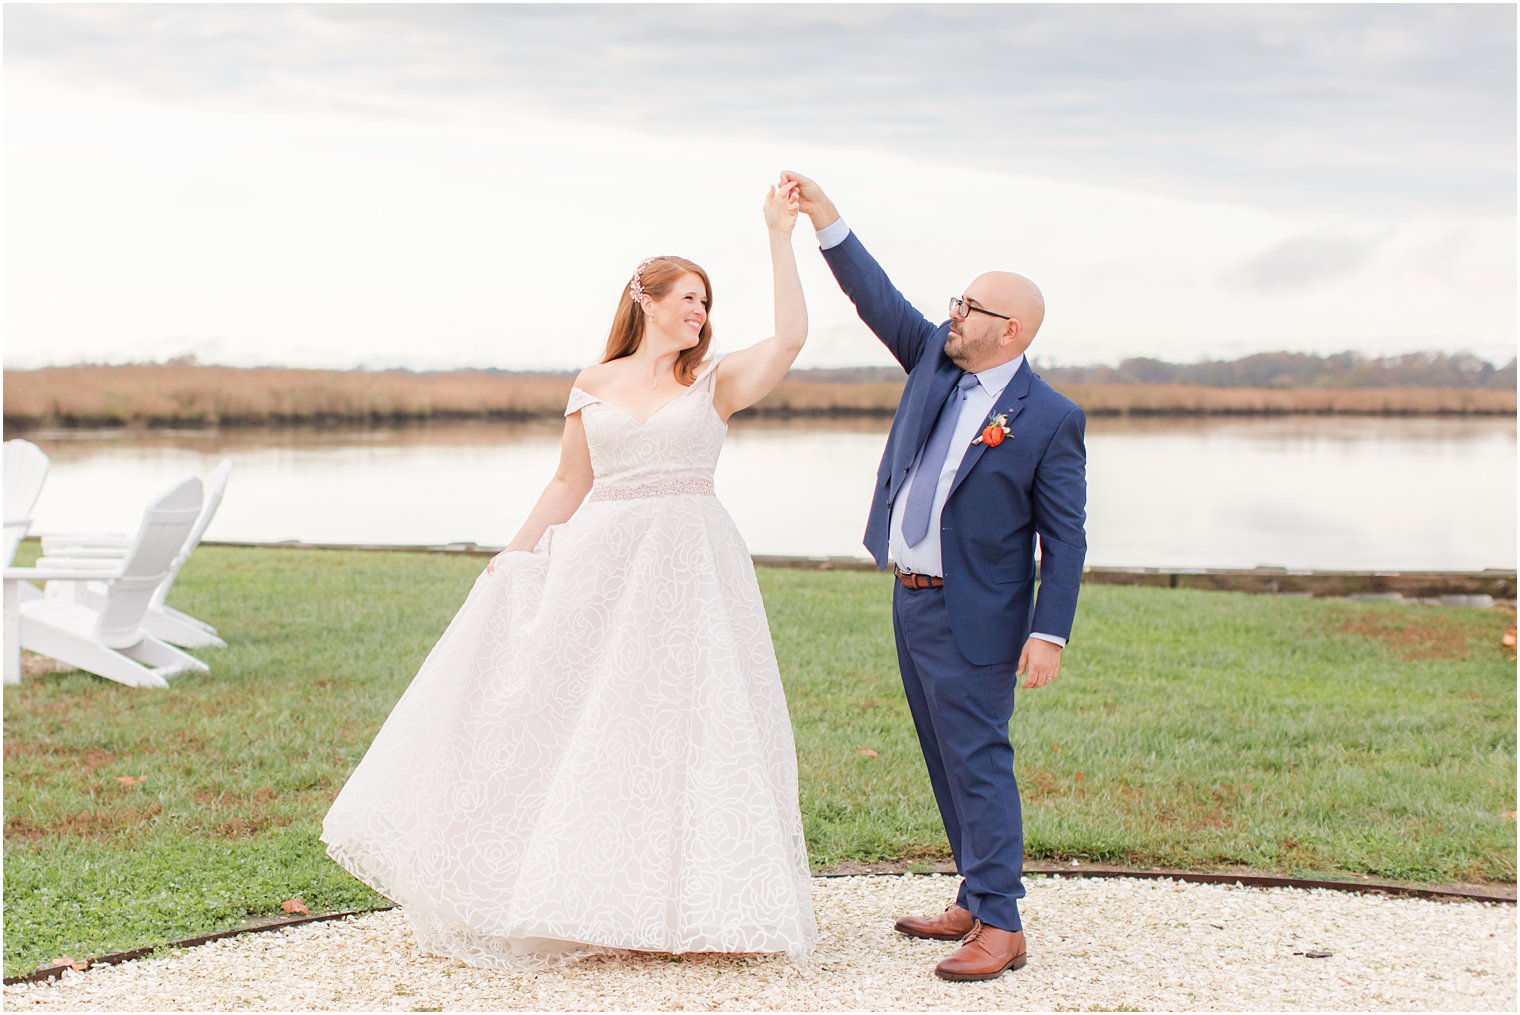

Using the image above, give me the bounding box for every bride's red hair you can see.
[602,256,713,385]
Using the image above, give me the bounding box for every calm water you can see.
[13,416,1516,571]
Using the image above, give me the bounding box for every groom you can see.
[783,172,1087,981]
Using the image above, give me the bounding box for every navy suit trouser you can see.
[892,581,1024,932]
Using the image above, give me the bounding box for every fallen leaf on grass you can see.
[281,897,308,915]
[115,775,146,786]
[49,956,89,971]
[1504,628,1517,649]
[1503,811,1516,821]
[1049,743,1061,754]
[1073,772,1083,782]
[857,749,878,758]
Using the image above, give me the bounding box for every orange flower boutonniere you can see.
[971,413,1013,447]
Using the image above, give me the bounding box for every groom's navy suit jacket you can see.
[822,231,1088,666]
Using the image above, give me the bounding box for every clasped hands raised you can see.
[764,178,801,234]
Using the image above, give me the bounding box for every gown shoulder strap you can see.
[691,354,725,392]
[564,387,600,417]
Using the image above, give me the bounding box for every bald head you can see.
[974,271,1045,345]
[946,271,1046,372]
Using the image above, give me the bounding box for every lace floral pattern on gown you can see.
[320,356,819,970]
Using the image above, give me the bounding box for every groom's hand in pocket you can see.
[1017,638,1062,690]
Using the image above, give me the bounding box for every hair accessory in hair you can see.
[628,257,658,304]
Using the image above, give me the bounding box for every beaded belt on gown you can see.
[588,477,716,503]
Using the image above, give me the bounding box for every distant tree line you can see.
[786,351,1517,390]
[154,349,1518,390]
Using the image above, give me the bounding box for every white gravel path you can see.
[5,874,1514,1012]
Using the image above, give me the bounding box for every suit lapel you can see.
[947,358,1034,501]
[908,359,963,461]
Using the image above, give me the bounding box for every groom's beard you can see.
[945,326,990,370]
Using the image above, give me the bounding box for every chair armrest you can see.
[40,534,132,550]
[5,563,124,582]
[36,544,129,560]
[35,555,125,570]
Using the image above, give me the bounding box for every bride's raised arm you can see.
[711,181,806,420]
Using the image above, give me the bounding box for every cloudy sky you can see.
[4,3,1515,371]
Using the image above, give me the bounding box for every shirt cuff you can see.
[815,218,851,250]
[1029,632,1067,648]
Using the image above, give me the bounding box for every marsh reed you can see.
[3,364,1514,429]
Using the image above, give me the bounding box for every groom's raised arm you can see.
[782,171,937,373]
[819,229,938,373]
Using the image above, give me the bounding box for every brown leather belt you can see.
[894,565,944,590]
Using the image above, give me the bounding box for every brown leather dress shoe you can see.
[934,921,1027,981]
[893,902,974,941]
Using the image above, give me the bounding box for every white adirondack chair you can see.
[4,477,208,688]
[40,459,232,649]
[4,439,50,606]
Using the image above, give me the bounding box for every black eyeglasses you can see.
[949,296,1011,321]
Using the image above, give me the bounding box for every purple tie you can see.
[902,373,980,548]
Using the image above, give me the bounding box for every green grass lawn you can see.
[3,543,1515,976]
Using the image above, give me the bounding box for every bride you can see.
[321,181,819,970]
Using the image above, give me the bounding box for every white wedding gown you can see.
[321,356,818,970]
